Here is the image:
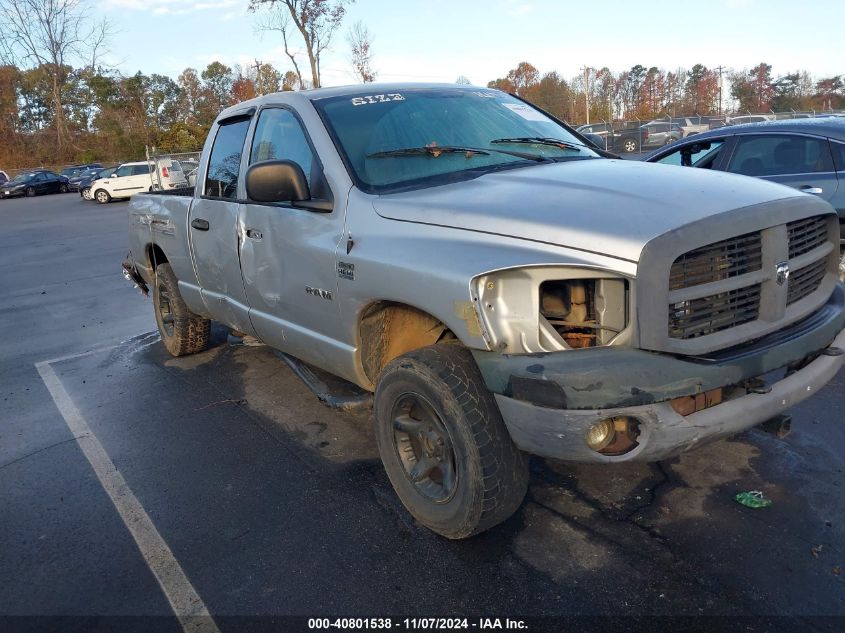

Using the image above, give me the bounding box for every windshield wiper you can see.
[366,145,550,162]
[490,137,584,151]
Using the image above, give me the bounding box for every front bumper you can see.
[474,285,845,462]
[1,189,24,198]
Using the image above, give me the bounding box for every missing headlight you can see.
[540,280,596,348]
[539,279,628,348]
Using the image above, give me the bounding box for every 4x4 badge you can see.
[776,262,790,286]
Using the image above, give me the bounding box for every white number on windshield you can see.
[351,94,405,106]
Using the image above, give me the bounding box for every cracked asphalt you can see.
[1,194,844,631]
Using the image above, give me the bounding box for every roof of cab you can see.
[215,82,490,120]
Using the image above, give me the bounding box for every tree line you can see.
[1,0,842,171]
[487,62,845,125]
[0,0,365,170]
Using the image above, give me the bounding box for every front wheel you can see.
[153,262,210,356]
[94,189,110,204]
[374,344,528,539]
[81,187,91,200]
[25,187,35,197]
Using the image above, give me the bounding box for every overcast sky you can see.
[101,0,845,86]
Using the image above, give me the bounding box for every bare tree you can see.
[0,0,110,153]
[347,21,376,83]
[251,0,350,88]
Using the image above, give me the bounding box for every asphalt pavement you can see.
[1,193,844,633]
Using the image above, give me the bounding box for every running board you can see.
[276,352,373,412]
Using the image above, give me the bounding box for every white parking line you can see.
[35,358,221,633]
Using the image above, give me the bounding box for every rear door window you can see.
[727,135,834,176]
[831,141,845,172]
[131,164,152,176]
[656,140,725,168]
[205,118,251,199]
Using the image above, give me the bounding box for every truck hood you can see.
[372,159,804,263]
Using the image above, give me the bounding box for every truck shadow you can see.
[137,332,844,615]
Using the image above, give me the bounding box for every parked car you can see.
[177,160,199,187]
[68,166,110,192]
[60,163,102,179]
[576,123,648,153]
[0,170,8,187]
[90,161,156,203]
[725,114,774,126]
[79,166,117,200]
[641,122,683,147]
[670,117,710,137]
[1,170,69,198]
[149,157,189,191]
[645,118,845,279]
[122,84,844,539]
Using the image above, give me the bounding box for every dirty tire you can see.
[25,186,35,197]
[374,344,528,539]
[94,189,110,204]
[153,262,210,357]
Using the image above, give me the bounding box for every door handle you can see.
[191,218,210,231]
[800,186,823,195]
[245,228,263,240]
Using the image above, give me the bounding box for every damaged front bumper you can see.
[473,284,845,462]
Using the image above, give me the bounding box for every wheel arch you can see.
[357,300,458,388]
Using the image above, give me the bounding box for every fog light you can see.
[586,416,641,455]
[586,419,615,451]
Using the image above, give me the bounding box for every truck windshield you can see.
[313,88,598,192]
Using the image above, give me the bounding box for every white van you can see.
[91,159,188,203]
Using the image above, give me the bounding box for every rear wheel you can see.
[59,183,68,193]
[622,137,640,153]
[153,262,210,356]
[374,344,528,539]
[94,189,110,204]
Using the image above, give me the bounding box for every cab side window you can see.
[727,135,834,177]
[205,118,251,199]
[249,108,315,187]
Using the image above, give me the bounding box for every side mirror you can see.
[246,160,310,203]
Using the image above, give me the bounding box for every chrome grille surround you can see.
[637,200,840,356]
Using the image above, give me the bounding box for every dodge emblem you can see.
[775,261,790,286]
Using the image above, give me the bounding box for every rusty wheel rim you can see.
[391,393,457,503]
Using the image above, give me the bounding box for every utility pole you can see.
[581,66,591,124]
[716,65,724,116]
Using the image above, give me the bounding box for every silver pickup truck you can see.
[124,83,845,539]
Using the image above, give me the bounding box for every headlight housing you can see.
[472,266,632,354]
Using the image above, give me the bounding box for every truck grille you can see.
[669,232,761,290]
[666,214,833,342]
[787,258,827,305]
[669,285,761,339]
[788,215,828,259]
